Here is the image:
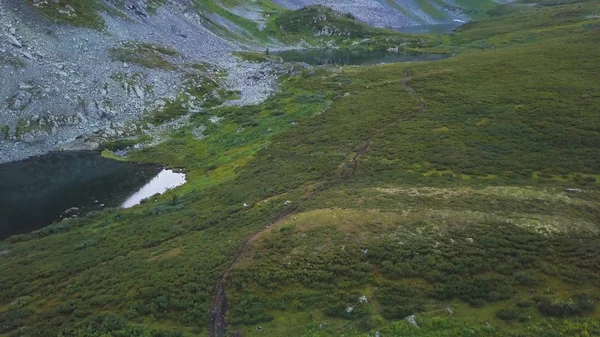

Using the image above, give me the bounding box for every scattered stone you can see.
[466,237,474,243]
[134,85,144,99]
[21,130,49,143]
[65,207,79,213]
[405,314,419,328]
[58,138,99,151]
[358,295,368,304]
[565,188,582,193]
[21,51,33,60]
[346,306,354,313]
[209,116,222,125]
[5,34,21,48]
[192,124,206,140]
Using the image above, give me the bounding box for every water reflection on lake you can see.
[393,22,464,35]
[122,169,186,208]
[0,151,185,240]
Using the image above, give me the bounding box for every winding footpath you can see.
[208,70,424,336]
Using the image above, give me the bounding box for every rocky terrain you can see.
[0,0,499,164]
[271,0,471,28]
[0,0,283,163]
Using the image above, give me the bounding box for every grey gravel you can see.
[0,0,278,163]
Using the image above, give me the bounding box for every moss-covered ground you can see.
[2,0,600,336]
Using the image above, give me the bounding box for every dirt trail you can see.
[209,71,423,335]
[351,70,422,175]
[208,206,298,337]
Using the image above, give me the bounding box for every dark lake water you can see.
[272,49,449,66]
[0,151,184,240]
[393,22,464,35]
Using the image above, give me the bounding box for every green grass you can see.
[109,42,179,69]
[2,1,600,336]
[146,71,238,125]
[191,0,282,43]
[101,149,128,161]
[99,135,153,151]
[0,125,9,140]
[417,0,447,20]
[268,5,401,44]
[232,51,282,63]
[26,0,106,29]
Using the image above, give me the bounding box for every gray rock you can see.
[83,100,112,120]
[192,124,206,140]
[5,34,21,48]
[405,314,419,328]
[21,130,50,143]
[21,51,33,60]
[133,85,144,99]
[58,138,99,151]
[65,207,79,213]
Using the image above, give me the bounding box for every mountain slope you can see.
[271,0,499,28]
[1,0,600,336]
[1,0,433,164]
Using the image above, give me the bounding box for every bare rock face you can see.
[20,129,49,143]
[0,0,295,164]
[58,138,100,151]
[5,34,22,48]
[83,100,114,120]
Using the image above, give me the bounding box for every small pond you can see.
[0,151,185,240]
[272,49,449,66]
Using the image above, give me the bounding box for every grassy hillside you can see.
[2,0,600,337]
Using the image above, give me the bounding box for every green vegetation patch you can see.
[2,1,600,336]
[270,5,398,42]
[146,71,239,125]
[109,42,180,69]
[0,125,9,140]
[416,0,447,20]
[99,135,153,151]
[26,0,106,29]
[232,51,282,63]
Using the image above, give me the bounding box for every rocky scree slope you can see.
[0,0,284,164]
